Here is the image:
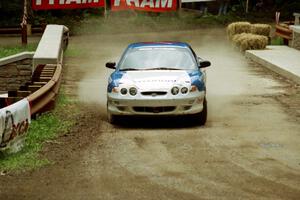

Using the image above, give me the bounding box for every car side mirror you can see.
[199,60,211,68]
[106,62,116,69]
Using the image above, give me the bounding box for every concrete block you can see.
[246,46,300,84]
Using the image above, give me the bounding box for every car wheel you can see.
[194,98,207,125]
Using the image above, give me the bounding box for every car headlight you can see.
[129,87,137,96]
[120,88,128,95]
[171,87,179,95]
[181,87,188,94]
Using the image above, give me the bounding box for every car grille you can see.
[141,91,167,96]
[133,106,176,113]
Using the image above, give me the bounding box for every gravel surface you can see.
[1,28,300,200]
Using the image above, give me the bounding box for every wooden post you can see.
[246,0,249,13]
[21,0,28,45]
[179,0,182,10]
[21,25,27,45]
[104,0,108,19]
[178,0,182,16]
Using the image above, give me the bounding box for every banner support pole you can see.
[21,0,28,45]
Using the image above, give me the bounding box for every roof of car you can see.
[128,42,190,49]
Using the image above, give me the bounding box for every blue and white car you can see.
[106,42,211,125]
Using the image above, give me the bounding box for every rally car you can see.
[106,42,211,125]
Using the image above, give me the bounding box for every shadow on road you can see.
[113,115,205,129]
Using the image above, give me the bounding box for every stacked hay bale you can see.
[227,22,251,40]
[233,33,268,51]
[227,22,271,51]
[250,24,271,37]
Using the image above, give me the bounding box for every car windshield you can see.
[118,47,197,71]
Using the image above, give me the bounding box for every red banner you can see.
[111,0,177,12]
[32,0,105,10]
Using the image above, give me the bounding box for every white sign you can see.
[0,98,31,153]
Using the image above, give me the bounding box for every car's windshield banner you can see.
[32,0,105,10]
[111,0,177,12]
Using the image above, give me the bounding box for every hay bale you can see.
[232,33,249,46]
[232,33,268,51]
[227,22,251,40]
[251,24,271,37]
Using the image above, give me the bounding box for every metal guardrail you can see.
[27,64,62,115]
[275,23,293,40]
[0,24,67,153]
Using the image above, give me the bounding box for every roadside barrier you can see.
[27,64,62,115]
[0,24,68,152]
[33,25,69,71]
[275,23,293,41]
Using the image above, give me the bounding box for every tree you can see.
[0,0,23,26]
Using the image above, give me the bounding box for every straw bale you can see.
[232,33,249,46]
[227,22,251,40]
[232,33,268,51]
[251,24,271,37]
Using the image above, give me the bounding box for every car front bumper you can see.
[107,91,205,116]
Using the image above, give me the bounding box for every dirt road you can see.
[1,28,300,199]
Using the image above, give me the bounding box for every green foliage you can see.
[65,48,84,57]
[0,44,37,59]
[0,0,23,26]
[271,37,284,45]
[279,2,300,19]
[0,93,75,172]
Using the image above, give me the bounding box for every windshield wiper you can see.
[145,67,181,70]
[119,68,139,71]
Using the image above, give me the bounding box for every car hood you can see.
[120,70,191,90]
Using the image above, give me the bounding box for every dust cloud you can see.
[66,25,281,120]
[2,19,300,199]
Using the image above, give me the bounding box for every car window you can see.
[119,47,197,70]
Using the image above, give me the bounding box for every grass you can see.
[65,48,84,57]
[0,43,37,59]
[0,92,76,172]
[271,37,284,45]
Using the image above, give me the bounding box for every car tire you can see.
[107,112,117,124]
[107,110,117,124]
[194,98,207,126]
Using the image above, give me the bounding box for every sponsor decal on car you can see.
[188,71,205,91]
[108,71,126,92]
